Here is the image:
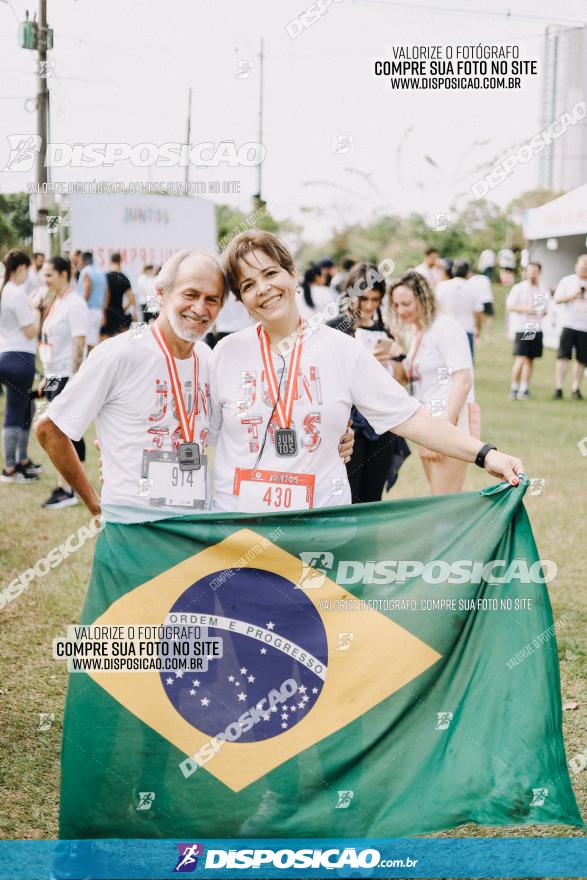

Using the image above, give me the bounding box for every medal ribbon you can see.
[257,321,303,429]
[151,323,199,443]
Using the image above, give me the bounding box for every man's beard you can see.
[167,308,207,342]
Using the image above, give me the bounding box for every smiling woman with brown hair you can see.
[209,230,524,514]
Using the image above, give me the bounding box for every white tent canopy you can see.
[524,185,587,240]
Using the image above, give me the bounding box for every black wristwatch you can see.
[391,353,406,362]
[475,443,497,469]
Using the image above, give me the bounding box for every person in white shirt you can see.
[136,264,157,322]
[36,250,228,522]
[0,250,42,483]
[467,269,494,335]
[23,252,45,298]
[498,247,516,285]
[38,256,89,509]
[298,264,337,321]
[389,270,477,495]
[506,262,549,400]
[435,260,484,355]
[213,230,523,514]
[553,254,587,400]
[205,290,253,349]
[34,249,355,523]
[415,248,442,288]
[478,248,496,280]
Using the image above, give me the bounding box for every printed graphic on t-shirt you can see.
[233,364,323,455]
[140,373,210,508]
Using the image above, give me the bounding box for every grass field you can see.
[0,286,585,846]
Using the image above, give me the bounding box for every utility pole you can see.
[255,37,264,208]
[33,0,51,255]
[184,86,192,193]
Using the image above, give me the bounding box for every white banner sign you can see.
[69,193,216,284]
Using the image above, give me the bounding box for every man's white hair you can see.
[155,249,228,300]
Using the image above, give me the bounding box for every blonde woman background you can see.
[389,270,478,495]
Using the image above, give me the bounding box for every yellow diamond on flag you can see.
[86,528,441,791]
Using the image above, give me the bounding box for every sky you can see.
[0,0,586,243]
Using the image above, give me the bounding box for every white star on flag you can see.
[166,678,173,685]
[240,667,247,674]
[228,675,234,682]
[192,680,200,687]
[201,697,210,707]
[247,675,255,682]
[260,648,267,654]
[238,693,246,701]
[266,621,275,630]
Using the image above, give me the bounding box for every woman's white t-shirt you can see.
[404,314,474,432]
[41,291,89,376]
[0,281,36,354]
[209,322,421,511]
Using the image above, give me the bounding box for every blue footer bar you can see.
[0,838,585,878]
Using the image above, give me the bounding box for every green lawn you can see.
[0,287,585,843]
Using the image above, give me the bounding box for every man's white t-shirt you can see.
[47,329,213,522]
[0,281,36,354]
[297,285,338,321]
[554,274,587,332]
[135,273,149,306]
[436,277,484,334]
[405,314,474,433]
[41,292,89,376]
[506,281,549,336]
[214,291,254,334]
[478,249,496,271]
[467,273,493,305]
[415,262,442,287]
[209,322,421,512]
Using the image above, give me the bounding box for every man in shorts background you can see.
[553,254,587,400]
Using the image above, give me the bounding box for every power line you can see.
[351,0,587,26]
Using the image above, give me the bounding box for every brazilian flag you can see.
[59,480,582,838]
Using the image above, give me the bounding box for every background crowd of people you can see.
[0,239,584,511]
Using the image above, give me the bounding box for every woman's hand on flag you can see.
[484,450,524,486]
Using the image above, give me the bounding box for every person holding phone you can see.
[328,261,411,503]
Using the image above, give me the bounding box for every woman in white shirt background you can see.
[0,250,42,483]
[389,270,478,496]
[327,261,412,503]
[505,261,549,400]
[210,230,522,515]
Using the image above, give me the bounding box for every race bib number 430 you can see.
[233,468,315,512]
